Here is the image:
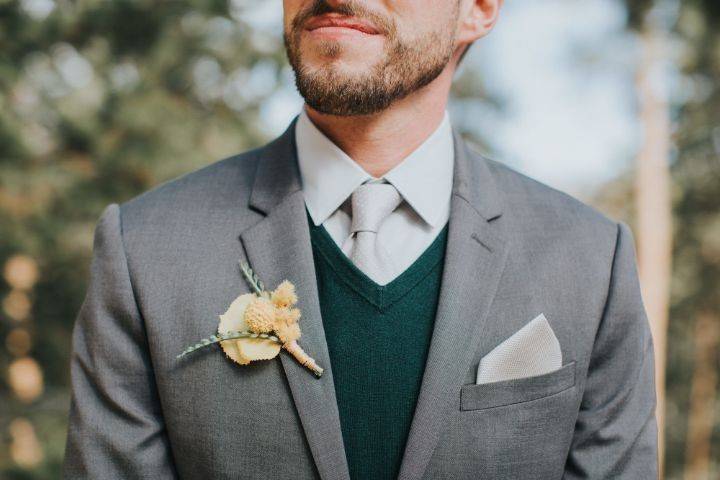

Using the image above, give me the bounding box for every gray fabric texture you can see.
[62,113,658,479]
[475,313,562,384]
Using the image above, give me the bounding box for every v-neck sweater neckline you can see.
[305,208,449,312]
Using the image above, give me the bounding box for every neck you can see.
[303,65,455,178]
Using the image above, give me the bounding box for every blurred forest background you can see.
[0,0,718,478]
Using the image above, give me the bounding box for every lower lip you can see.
[307,26,379,39]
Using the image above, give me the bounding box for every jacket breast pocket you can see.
[460,360,577,411]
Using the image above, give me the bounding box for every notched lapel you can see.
[396,130,510,480]
[238,116,351,480]
[237,117,509,480]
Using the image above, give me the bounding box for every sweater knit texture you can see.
[306,208,449,480]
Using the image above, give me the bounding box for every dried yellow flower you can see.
[244,297,276,333]
[271,280,297,309]
[217,293,281,365]
[274,306,301,327]
[275,321,301,344]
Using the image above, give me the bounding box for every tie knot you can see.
[350,182,402,235]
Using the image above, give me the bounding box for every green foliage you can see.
[240,260,266,295]
[624,0,656,29]
[0,0,286,474]
[604,0,720,476]
[177,330,282,359]
[664,2,720,475]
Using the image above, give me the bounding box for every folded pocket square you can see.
[476,313,562,384]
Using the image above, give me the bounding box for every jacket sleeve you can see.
[563,221,659,479]
[62,203,178,479]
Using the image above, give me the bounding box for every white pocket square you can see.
[476,313,562,384]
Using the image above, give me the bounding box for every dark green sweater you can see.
[306,208,449,480]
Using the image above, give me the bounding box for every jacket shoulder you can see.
[474,152,624,273]
[117,146,264,234]
[483,154,619,235]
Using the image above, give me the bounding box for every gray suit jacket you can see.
[63,115,658,479]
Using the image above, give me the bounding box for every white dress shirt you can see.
[295,107,455,286]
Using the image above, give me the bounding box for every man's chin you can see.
[296,67,370,88]
[312,53,380,67]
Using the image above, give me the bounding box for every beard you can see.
[284,0,458,116]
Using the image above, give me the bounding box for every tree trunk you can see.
[683,312,719,480]
[635,23,672,478]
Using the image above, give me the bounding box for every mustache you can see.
[292,0,394,36]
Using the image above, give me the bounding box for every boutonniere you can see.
[178,261,324,377]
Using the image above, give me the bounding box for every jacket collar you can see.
[241,113,507,480]
[295,108,455,228]
[249,113,504,222]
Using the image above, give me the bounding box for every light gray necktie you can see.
[343,181,403,285]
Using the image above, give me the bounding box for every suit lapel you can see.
[238,116,508,480]
[396,128,509,480]
[239,116,351,480]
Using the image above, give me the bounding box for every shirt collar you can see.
[295,107,454,228]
